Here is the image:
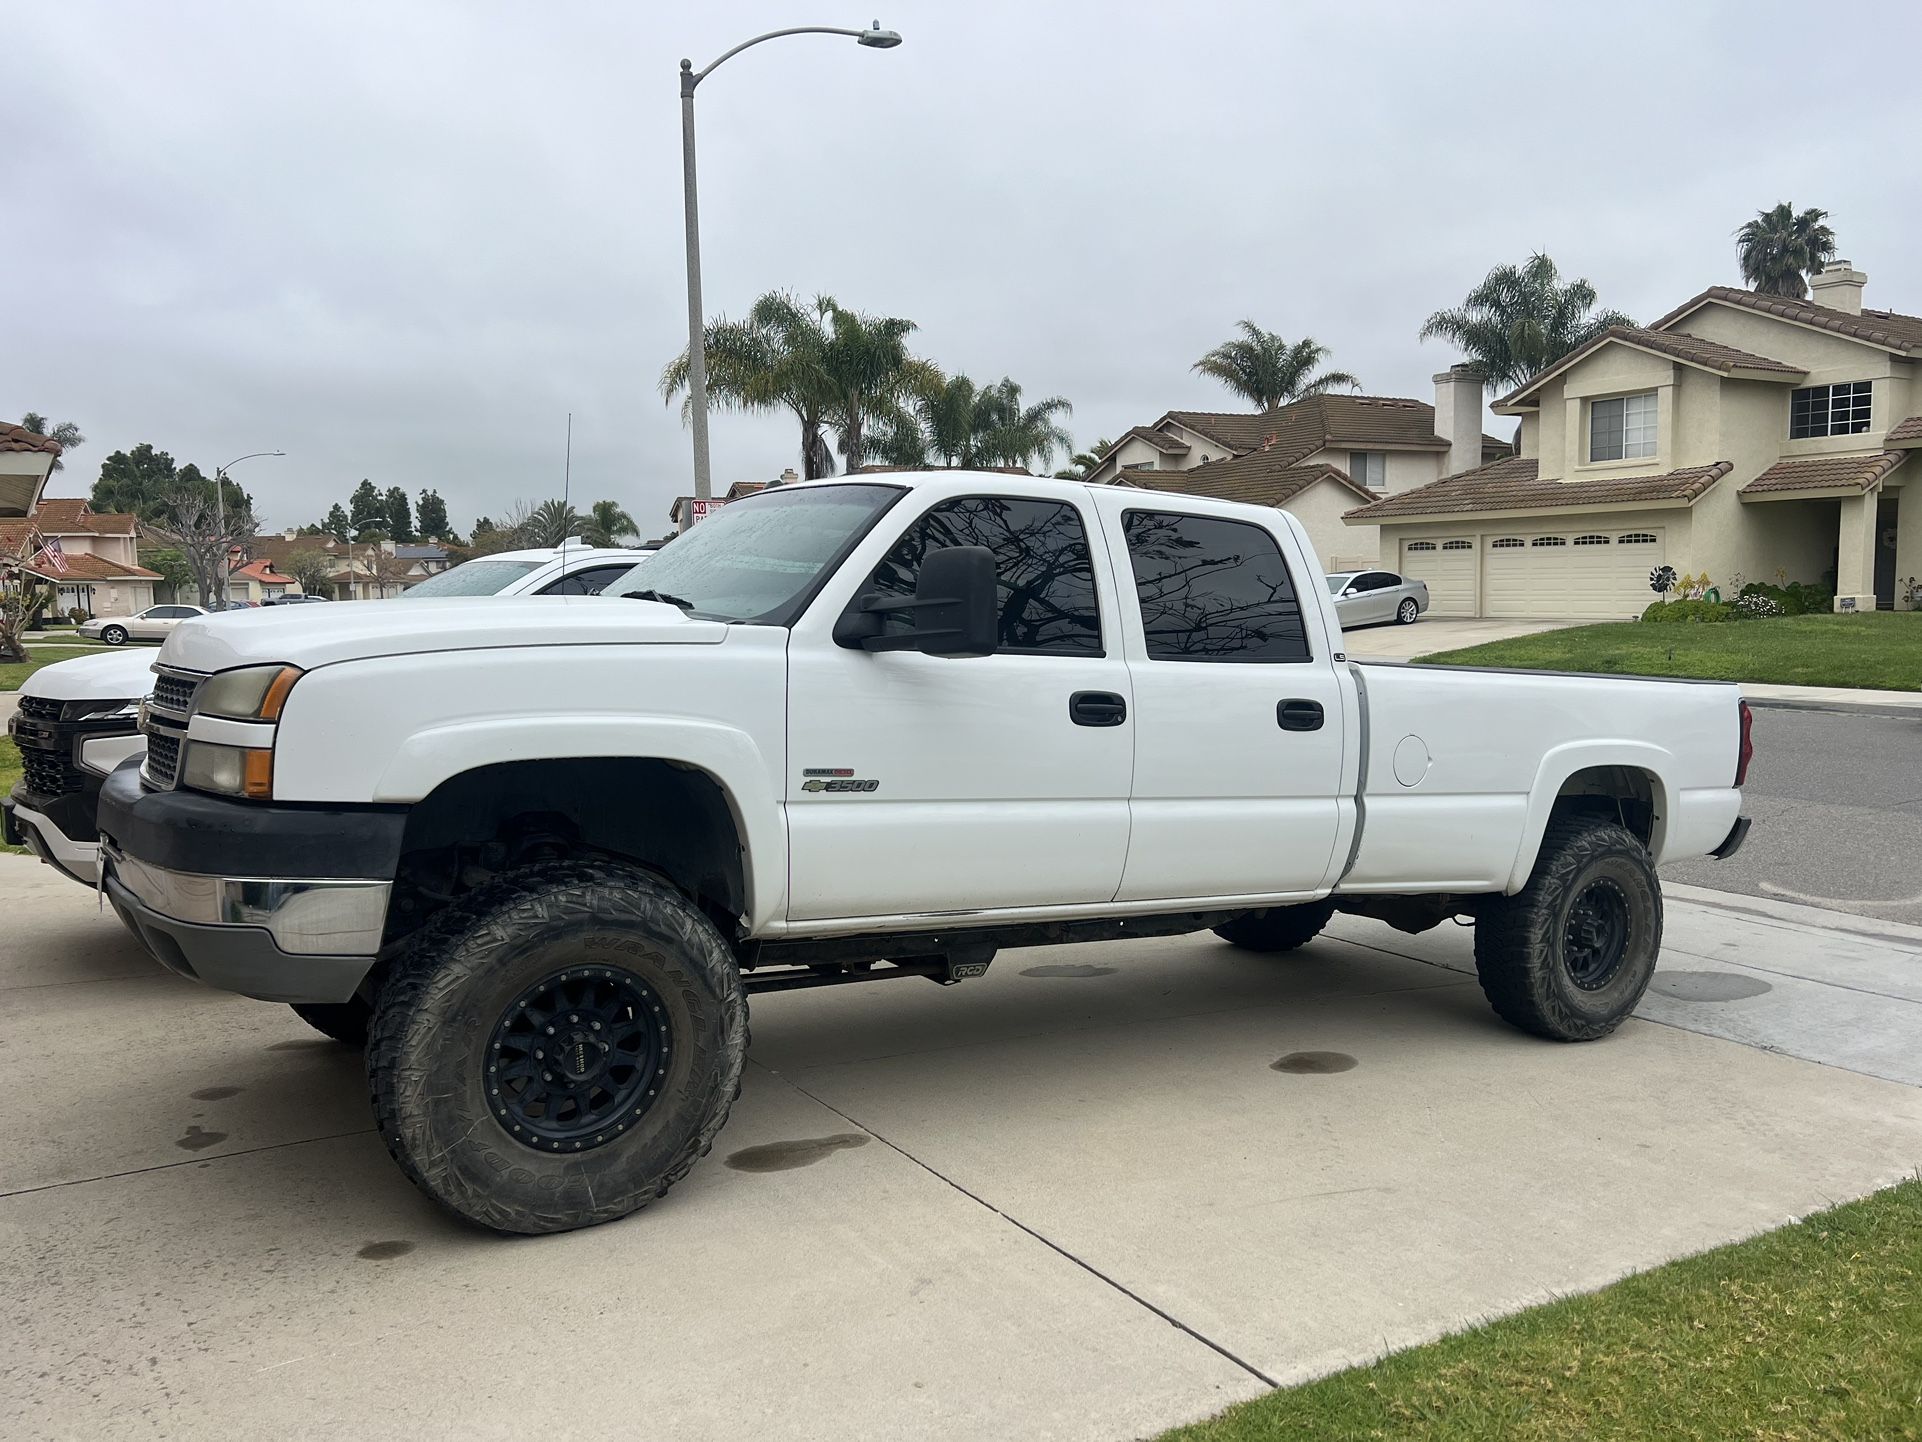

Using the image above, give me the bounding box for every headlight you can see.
[196,664,303,721]
[180,741,275,799]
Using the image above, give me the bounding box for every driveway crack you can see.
[751,1059,1280,1389]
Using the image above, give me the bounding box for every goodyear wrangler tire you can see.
[1473,817,1661,1042]
[290,998,371,1047]
[366,860,747,1235]
[1212,898,1337,954]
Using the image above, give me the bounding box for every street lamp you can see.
[679,20,902,501]
[213,450,283,604]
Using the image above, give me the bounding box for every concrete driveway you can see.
[4,852,1920,1439]
[1338,616,1583,660]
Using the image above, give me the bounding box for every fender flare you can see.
[1503,740,1676,893]
[374,716,785,929]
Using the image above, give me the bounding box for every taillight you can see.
[1734,699,1754,787]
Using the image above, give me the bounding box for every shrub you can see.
[1730,592,1784,620]
[1739,579,1833,617]
[1641,599,1732,624]
[66,606,90,625]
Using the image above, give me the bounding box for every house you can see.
[0,424,159,616]
[227,558,299,605]
[1085,386,1510,571]
[240,533,437,600]
[1347,261,1922,617]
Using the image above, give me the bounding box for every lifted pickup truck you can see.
[98,473,1751,1234]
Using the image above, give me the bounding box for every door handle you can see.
[1069,691,1127,727]
[1277,699,1324,731]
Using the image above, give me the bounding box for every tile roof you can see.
[1114,425,1191,456]
[27,497,138,535]
[0,422,62,456]
[1496,326,1804,408]
[1886,415,1922,446]
[232,559,294,583]
[1740,451,1907,495]
[1650,286,1922,353]
[1345,456,1734,521]
[1166,394,1458,464]
[1124,453,1379,510]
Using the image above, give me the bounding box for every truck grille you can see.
[144,730,183,789]
[20,747,86,800]
[151,669,201,716]
[16,695,61,722]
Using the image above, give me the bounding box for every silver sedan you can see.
[1326,570,1429,627]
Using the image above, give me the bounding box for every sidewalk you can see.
[1739,680,1922,714]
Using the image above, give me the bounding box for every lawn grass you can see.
[1161,1179,1922,1441]
[0,737,23,854]
[1417,612,1922,691]
[0,645,105,691]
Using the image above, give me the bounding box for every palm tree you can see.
[870,374,1074,473]
[18,413,84,472]
[1053,438,1114,481]
[1192,323,1359,409]
[580,499,638,547]
[970,378,1073,471]
[1419,253,1634,393]
[1735,203,1838,300]
[522,499,583,548]
[661,292,921,479]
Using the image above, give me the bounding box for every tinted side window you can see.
[865,497,1102,655]
[1122,511,1309,663]
[1358,572,1398,592]
[540,565,634,597]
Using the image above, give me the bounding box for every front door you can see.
[784,491,1135,921]
[1089,495,1347,903]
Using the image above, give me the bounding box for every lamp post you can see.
[679,20,901,501]
[213,450,283,604]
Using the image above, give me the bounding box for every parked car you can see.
[96,473,1750,1235]
[77,603,211,646]
[263,594,329,605]
[1326,570,1429,627]
[3,545,655,885]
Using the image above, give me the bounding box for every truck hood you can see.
[19,647,161,702]
[155,596,728,673]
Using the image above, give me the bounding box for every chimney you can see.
[1433,363,1486,478]
[778,467,799,485]
[1810,259,1866,315]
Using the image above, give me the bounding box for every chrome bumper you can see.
[104,844,392,957]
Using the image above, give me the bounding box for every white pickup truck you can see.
[96,473,1751,1235]
[4,545,650,884]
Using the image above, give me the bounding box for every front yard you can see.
[1163,1179,1922,1441]
[1417,613,1922,691]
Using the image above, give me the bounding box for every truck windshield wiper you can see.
[621,588,696,611]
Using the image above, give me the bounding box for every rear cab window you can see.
[1120,510,1310,662]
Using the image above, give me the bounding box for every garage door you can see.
[1400,538,1476,617]
[1482,528,1664,619]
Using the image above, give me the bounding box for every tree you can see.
[1192,323,1360,409]
[1053,438,1114,481]
[522,499,583,548]
[143,488,260,608]
[1736,203,1838,300]
[348,479,386,540]
[1419,253,1634,393]
[580,499,638,547]
[18,413,84,473]
[90,444,243,521]
[661,291,922,479]
[416,489,451,541]
[382,486,416,543]
[284,550,337,599]
[322,503,352,544]
[142,547,196,602]
[872,373,1073,472]
[0,535,54,662]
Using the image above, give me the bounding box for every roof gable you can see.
[1650,286,1922,355]
[1127,451,1379,510]
[1495,326,1805,411]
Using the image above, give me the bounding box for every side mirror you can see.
[834,545,998,657]
[1341,585,1358,597]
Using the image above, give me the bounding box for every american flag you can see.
[30,530,67,574]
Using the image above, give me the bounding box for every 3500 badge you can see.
[801,777,880,793]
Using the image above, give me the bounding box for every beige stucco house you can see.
[1086,386,1509,571]
[1348,261,1922,617]
[0,424,159,616]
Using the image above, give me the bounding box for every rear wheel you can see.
[367,860,748,1235]
[101,625,128,646]
[1396,597,1419,624]
[1473,818,1660,1041]
[291,998,371,1047]
[1213,899,1337,953]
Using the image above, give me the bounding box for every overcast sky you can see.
[10,1,1921,536]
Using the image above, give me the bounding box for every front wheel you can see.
[1213,898,1337,953]
[1396,598,1419,625]
[1473,818,1661,1041]
[366,860,748,1235]
[101,625,128,646]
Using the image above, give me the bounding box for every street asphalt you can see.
[1664,704,1922,924]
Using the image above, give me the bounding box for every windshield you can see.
[401,558,544,598]
[1325,574,1358,594]
[607,484,902,623]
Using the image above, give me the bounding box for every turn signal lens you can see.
[1734,699,1754,787]
[242,748,275,799]
[258,667,301,721]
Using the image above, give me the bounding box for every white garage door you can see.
[1482,527,1665,619]
[1400,537,1477,617]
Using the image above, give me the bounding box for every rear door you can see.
[1088,494,1346,903]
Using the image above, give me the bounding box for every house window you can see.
[1442,539,1472,551]
[1589,393,1657,462]
[1617,532,1657,545]
[1530,536,1568,547]
[1349,451,1387,490]
[1789,381,1872,439]
[1491,537,1524,549]
[1572,534,1610,546]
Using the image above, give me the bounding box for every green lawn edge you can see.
[1159,1178,1922,1441]
[0,645,109,692]
[0,737,24,853]
[1414,613,1922,692]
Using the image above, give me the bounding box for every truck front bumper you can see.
[96,765,408,1005]
[4,790,101,884]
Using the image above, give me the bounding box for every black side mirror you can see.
[834,545,998,657]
